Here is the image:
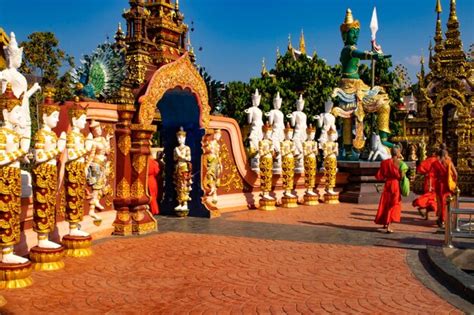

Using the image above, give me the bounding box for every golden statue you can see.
[0,84,29,264]
[320,129,340,203]
[32,89,66,249]
[203,129,222,204]
[86,120,113,225]
[259,122,275,203]
[174,126,192,216]
[64,101,93,238]
[303,124,319,204]
[280,123,298,207]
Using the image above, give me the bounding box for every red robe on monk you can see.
[431,158,455,223]
[148,156,160,215]
[374,158,402,226]
[412,156,438,214]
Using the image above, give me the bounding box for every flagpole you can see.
[370,7,378,89]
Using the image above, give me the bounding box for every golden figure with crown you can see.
[203,129,222,204]
[258,122,276,210]
[320,128,340,204]
[280,122,298,208]
[29,88,68,270]
[174,126,192,216]
[303,124,319,205]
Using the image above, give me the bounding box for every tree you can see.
[19,32,75,135]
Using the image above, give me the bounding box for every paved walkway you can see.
[0,202,466,314]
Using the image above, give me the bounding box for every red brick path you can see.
[0,203,461,314]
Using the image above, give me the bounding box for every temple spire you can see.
[433,0,443,54]
[276,46,280,58]
[444,0,463,52]
[299,29,306,54]
[287,34,292,51]
[261,57,268,76]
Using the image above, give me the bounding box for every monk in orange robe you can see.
[374,146,404,233]
[412,151,438,219]
[148,156,161,215]
[431,148,457,227]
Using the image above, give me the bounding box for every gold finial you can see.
[344,8,354,24]
[261,57,268,75]
[175,0,179,10]
[449,0,457,21]
[435,0,442,13]
[420,55,424,65]
[299,29,306,54]
[287,34,293,50]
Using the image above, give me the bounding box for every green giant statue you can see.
[331,8,393,158]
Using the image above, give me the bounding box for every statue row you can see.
[258,121,339,210]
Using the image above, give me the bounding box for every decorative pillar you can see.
[112,104,135,236]
[130,124,157,235]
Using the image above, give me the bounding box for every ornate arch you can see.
[138,53,210,127]
[431,95,465,118]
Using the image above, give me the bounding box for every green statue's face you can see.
[342,28,359,45]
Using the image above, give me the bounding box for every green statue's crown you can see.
[340,8,360,33]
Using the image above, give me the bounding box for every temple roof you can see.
[0,28,9,70]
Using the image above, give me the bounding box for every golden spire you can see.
[175,0,179,10]
[261,57,268,76]
[444,0,463,52]
[287,34,292,51]
[448,0,457,21]
[299,29,306,54]
[434,0,444,54]
[435,0,442,13]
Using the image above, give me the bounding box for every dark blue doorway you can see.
[158,88,207,217]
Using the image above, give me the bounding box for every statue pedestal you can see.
[62,235,93,258]
[259,198,276,211]
[29,246,65,271]
[175,208,189,217]
[281,196,298,208]
[0,261,33,289]
[303,194,319,206]
[324,193,340,204]
[338,161,383,204]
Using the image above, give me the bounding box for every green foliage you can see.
[199,67,225,113]
[221,51,340,126]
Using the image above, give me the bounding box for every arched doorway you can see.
[157,88,207,217]
[442,104,458,164]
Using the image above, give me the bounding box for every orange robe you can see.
[412,156,437,214]
[148,157,160,215]
[431,158,455,223]
[374,159,402,225]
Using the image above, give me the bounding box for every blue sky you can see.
[1,0,473,83]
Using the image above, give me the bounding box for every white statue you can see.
[287,94,307,173]
[265,92,284,173]
[314,98,338,144]
[368,133,391,161]
[244,89,263,172]
[0,32,41,146]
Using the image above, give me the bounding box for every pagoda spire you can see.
[287,34,293,51]
[299,29,306,54]
[444,0,463,52]
[261,57,268,76]
[433,0,443,54]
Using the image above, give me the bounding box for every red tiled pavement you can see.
[0,209,461,315]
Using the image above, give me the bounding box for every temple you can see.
[395,0,473,195]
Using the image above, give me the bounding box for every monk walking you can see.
[432,147,457,227]
[374,146,406,233]
[412,149,438,219]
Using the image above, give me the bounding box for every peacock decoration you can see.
[71,41,126,101]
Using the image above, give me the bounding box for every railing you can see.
[445,189,474,248]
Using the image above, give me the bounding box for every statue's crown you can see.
[251,89,261,105]
[177,126,186,137]
[273,91,282,105]
[340,8,360,33]
[324,98,334,113]
[284,122,293,133]
[0,83,21,113]
[296,94,305,107]
[68,97,87,119]
[40,87,60,117]
[306,123,315,134]
[4,32,22,60]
